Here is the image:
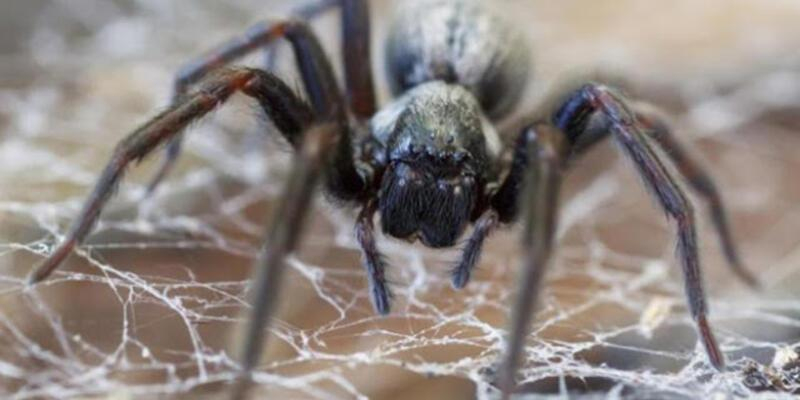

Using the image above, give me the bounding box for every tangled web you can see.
[1,1,800,398]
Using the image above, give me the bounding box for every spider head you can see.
[379,160,478,248]
[376,82,495,247]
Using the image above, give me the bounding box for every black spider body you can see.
[373,82,498,247]
[373,0,528,247]
[385,0,529,118]
[27,1,760,398]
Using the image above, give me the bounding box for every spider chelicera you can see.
[28,0,760,398]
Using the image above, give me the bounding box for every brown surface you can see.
[2,1,800,399]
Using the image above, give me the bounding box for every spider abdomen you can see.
[385,0,531,119]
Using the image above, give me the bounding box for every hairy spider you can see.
[28,0,759,398]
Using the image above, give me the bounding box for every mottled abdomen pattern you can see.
[385,0,531,119]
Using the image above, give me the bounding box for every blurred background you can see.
[2,0,800,399]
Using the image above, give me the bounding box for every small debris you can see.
[638,296,673,339]
[742,349,800,394]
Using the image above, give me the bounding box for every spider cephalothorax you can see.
[28,0,760,399]
[374,82,499,247]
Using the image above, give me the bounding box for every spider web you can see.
[2,1,800,399]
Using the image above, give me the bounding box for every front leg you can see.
[148,0,377,193]
[232,122,340,400]
[22,66,358,400]
[26,55,363,282]
[491,83,735,397]
[148,18,321,194]
[635,104,759,288]
[577,83,726,369]
[355,199,392,314]
[494,123,568,399]
[28,69,263,284]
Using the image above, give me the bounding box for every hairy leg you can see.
[29,69,260,284]
[635,104,759,288]
[581,84,725,369]
[340,0,377,117]
[494,123,567,399]
[264,0,376,117]
[355,199,392,314]
[451,209,499,289]
[148,18,323,194]
[264,0,338,70]
[27,62,361,283]
[493,83,733,396]
[231,123,339,400]
[23,65,361,400]
[148,0,376,193]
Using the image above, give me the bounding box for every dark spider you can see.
[27,0,760,398]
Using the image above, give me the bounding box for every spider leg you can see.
[29,20,352,283]
[147,0,376,193]
[29,51,362,285]
[578,84,725,369]
[28,69,261,284]
[30,22,368,394]
[147,18,325,194]
[263,0,338,70]
[635,105,760,288]
[147,19,311,194]
[232,123,338,400]
[355,199,392,314]
[264,0,376,118]
[340,0,377,117]
[494,123,567,399]
[25,65,360,397]
[452,209,499,289]
[493,84,732,396]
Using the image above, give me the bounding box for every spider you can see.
[27,0,760,398]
